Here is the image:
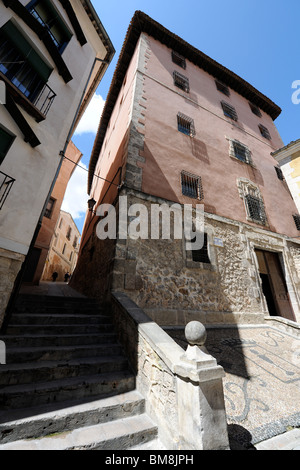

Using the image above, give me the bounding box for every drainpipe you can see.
[1,57,109,333]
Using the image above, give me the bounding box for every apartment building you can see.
[71,11,300,326]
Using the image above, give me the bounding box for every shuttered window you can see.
[293,215,300,231]
[249,102,262,117]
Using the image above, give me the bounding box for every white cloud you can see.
[74,93,105,135]
[61,163,89,220]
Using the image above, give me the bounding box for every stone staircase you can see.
[0,293,160,450]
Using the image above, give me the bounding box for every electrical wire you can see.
[61,153,121,188]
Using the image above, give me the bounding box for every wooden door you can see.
[256,250,295,321]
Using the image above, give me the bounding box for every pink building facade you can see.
[71,12,300,326]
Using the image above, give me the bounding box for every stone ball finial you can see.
[185,321,207,347]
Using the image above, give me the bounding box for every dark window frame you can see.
[0,125,15,164]
[171,50,186,69]
[221,101,238,121]
[191,232,211,264]
[215,80,230,97]
[275,166,284,181]
[173,70,189,93]
[293,214,300,231]
[181,170,203,201]
[259,124,271,140]
[177,112,195,137]
[245,194,267,225]
[232,141,251,164]
[249,102,262,117]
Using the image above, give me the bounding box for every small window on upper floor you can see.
[293,214,300,231]
[173,71,189,93]
[215,80,230,97]
[0,126,15,165]
[259,124,271,140]
[181,170,203,200]
[171,50,186,69]
[66,226,72,240]
[27,0,72,53]
[221,101,238,121]
[177,112,195,137]
[249,102,262,117]
[275,166,284,181]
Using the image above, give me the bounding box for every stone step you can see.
[0,356,129,387]
[9,313,111,325]
[0,413,157,450]
[1,332,117,347]
[0,390,145,444]
[6,323,114,335]
[13,306,105,315]
[5,343,123,363]
[0,371,136,409]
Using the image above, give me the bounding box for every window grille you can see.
[249,103,262,117]
[275,166,284,181]
[245,194,266,224]
[221,101,238,121]
[215,80,230,96]
[173,71,189,92]
[259,124,271,140]
[181,170,203,200]
[177,113,195,137]
[293,214,300,231]
[233,141,251,164]
[171,51,186,69]
[191,233,210,264]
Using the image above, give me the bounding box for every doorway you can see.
[255,249,295,321]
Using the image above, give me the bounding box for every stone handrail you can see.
[111,291,229,450]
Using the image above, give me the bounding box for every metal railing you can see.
[32,82,56,117]
[0,171,15,209]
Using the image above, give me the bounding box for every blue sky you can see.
[62,0,300,234]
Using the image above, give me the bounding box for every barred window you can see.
[245,194,266,224]
[293,214,300,231]
[44,197,55,219]
[173,71,189,92]
[191,233,210,264]
[181,171,203,200]
[221,101,238,121]
[215,80,230,96]
[259,124,271,140]
[275,166,284,181]
[249,103,262,117]
[177,113,195,137]
[232,141,251,164]
[172,50,186,69]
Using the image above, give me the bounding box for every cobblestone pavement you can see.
[169,322,300,450]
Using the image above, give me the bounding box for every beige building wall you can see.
[42,211,80,282]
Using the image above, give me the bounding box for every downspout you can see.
[1,57,108,333]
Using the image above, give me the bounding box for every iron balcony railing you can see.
[0,171,15,209]
[33,82,56,116]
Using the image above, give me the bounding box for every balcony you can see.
[0,172,15,210]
